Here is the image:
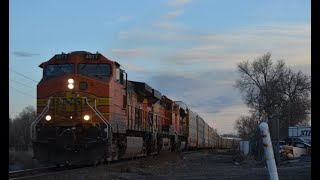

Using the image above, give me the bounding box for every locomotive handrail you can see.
[82,97,112,139]
[30,97,52,140]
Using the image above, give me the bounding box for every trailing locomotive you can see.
[30,51,238,166]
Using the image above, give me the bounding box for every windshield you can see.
[44,64,75,78]
[78,63,111,81]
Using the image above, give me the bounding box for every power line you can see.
[9,85,36,98]
[9,78,34,89]
[9,66,38,83]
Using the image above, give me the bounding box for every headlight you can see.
[68,78,74,89]
[68,78,74,84]
[45,115,51,121]
[68,84,74,89]
[83,115,90,121]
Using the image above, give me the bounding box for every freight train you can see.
[30,51,239,166]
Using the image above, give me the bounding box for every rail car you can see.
[30,51,238,166]
[218,137,240,149]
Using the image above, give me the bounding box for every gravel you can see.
[105,149,311,180]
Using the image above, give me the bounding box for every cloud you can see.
[144,69,244,113]
[121,63,149,74]
[117,31,129,39]
[114,30,192,49]
[290,64,310,75]
[161,23,311,69]
[104,16,132,25]
[248,24,311,37]
[167,0,193,6]
[145,69,249,134]
[163,9,184,19]
[13,51,40,57]
[116,16,132,22]
[165,50,262,68]
[109,48,152,60]
[203,103,250,134]
[152,22,187,31]
[116,23,310,69]
[112,23,310,134]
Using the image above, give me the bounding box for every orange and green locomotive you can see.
[31,51,187,165]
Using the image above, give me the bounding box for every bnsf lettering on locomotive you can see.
[56,97,83,105]
[85,54,99,59]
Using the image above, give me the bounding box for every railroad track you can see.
[9,165,65,179]
[9,156,148,180]
[9,149,238,179]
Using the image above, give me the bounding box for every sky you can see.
[9,0,311,134]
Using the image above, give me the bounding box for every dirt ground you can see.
[104,149,311,180]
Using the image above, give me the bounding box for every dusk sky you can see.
[9,0,310,134]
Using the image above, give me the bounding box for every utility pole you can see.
[270,115,279,166]
[276,115,280,165]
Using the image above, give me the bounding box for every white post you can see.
[259,122,279,180]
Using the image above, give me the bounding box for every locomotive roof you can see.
[68,51,92,54]
[129,80,162,100]
[38,51,106,68]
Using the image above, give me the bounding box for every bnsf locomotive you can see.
[30,51,238,166]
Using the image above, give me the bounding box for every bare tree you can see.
[234,52,311,137]
[9,116,14,148]
[234,115,259,139]
[278,69,311,135]
[235,52,285,121]
[9,105,37,150]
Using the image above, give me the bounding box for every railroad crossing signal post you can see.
[259,121,279,180]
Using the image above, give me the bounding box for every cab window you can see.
[44,64,75,78]
[78,63,111,81]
